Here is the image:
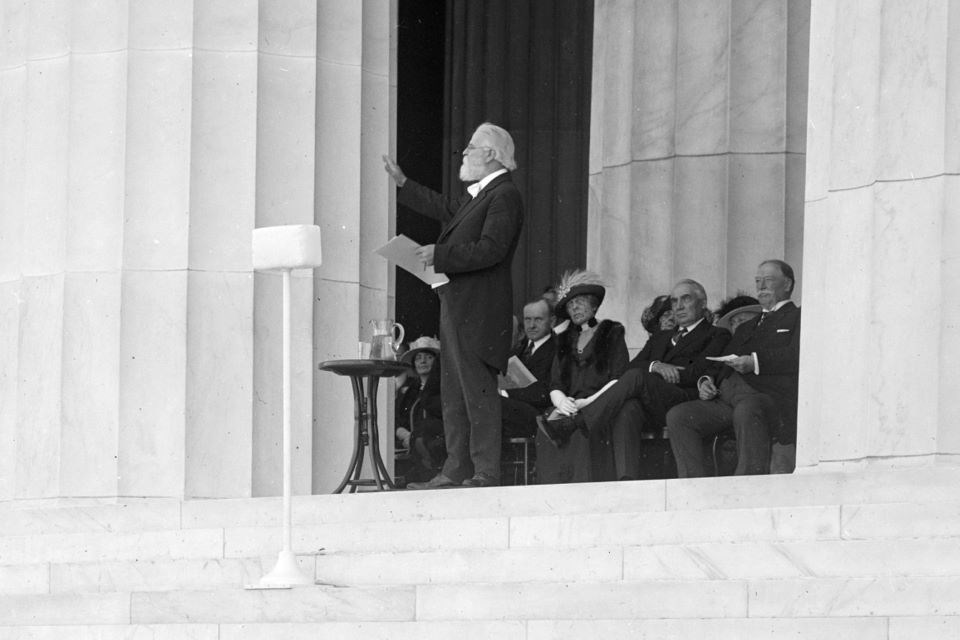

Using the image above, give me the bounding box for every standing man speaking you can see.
[383,123,524,488]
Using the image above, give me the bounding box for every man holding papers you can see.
[383,123,523,489]
[500,298,557,438]
[666,260,801,477]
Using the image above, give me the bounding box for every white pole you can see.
[256,269,313,587]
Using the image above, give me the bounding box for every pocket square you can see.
[776,329,790,333]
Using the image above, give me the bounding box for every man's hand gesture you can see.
[382,155,407,187]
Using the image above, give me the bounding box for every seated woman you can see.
[714,294,761,334]
[535,270,629,483]
[641,293,677,335]
[395,336,444,480]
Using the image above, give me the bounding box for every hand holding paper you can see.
[375,235,448,287]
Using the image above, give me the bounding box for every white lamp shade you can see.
[252,225,323,270]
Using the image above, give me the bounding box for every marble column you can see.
[311,0,397,494]
[796,0,960,470]
[0,0,396,500]
[588,0,809,348]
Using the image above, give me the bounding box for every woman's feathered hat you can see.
[554,269,606,319]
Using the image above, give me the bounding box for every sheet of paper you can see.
[375,234,449,287]
[498,355,537,390]
[706,354,739,362]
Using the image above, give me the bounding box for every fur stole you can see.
[555,319,623,391]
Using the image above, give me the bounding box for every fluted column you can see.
[796,0,959,470]
[252,0,318,497]
[588,0,808,347]
[311,0,396,494]
[0,0,397,500]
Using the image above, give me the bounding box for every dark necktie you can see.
[671,327,687,346]
[522,341,534,359]
[757,311,769,327]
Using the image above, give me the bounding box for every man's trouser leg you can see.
[665,399,734,478]
[721,374,775,475]
[609,399,643,480]
[439,324,502,482]
[438,323,472,483]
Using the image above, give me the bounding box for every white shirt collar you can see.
[466,168,508,198]
[678,317,705,333]
[529,334,551,354]
[763,300,792,314]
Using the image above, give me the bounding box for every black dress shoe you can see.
[406,473,460,490]
[461,472,498,488]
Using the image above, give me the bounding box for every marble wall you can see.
[588,0,809,348]
[0,0,396,500]
[797,0,960,469]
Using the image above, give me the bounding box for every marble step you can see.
[220,616,958,640]
[226,499,960,558]
[183,465,960,529]
[6,533,960,596]
[2,467,959,542]
[5,499,960,569]
[5,617,949,640]
[6,577,960,626]
[0,527,223,567]
[0,585,414,626]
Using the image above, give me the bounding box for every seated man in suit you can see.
[666,259,801,477]
[500,298,557,437]
[538,278,730,480]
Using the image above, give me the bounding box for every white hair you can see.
[474,122,517,171]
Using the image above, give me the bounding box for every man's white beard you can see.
[459,162,484,182]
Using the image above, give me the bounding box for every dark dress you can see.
[538,319,629,484]
[395,363,445,479]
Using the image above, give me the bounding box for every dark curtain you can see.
[395,2,445,342]
[444,0,594,307]
[395,0,593,340]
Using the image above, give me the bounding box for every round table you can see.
[318,359,411,493]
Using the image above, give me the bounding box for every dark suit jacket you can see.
[628,320,732,389]
[504,334,557,410]
[710,301,801,444]
[398,174,523,372]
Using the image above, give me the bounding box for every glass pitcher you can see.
[369,319,405,360]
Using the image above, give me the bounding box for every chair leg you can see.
[522,440,529,486]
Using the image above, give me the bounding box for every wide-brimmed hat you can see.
[716,304,762,331]
[554,269,606,319]
[400,336,440,365]
[641,294,673,334]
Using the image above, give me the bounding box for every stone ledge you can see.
[0,593,130,626]
[0,528,223,566]
[0,624,218,640]
[130,586,415,624]
[509,504,841,548]
[416,580,748,620]
[224,517,510,557]
[526,617,889,639]
[623,536,960,580]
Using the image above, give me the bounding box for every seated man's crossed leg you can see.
[539,367,690,480]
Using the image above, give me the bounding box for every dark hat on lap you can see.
[715,294,762,331]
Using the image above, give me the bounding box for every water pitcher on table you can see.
[369,319,405,360]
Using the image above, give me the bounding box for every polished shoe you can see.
[406,473,460,490]
[536,413,583,448]
[461,472,498,488]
